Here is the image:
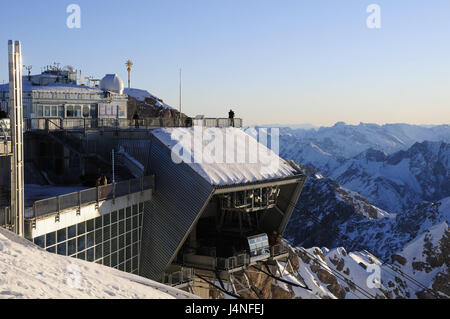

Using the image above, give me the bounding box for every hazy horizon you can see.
[1,0,449,126]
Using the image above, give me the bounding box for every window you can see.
[58,106,64,118]
[30,204,144,274]
[51,105,58,117]
[37,105,43,117]
[66,105,74,117]
[83,105,90,118]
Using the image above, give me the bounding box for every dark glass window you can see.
[87,248,95,262]
[46,246,56,253]
[34,235,45,248]
[133,229,138,243]
[104,225,111,241]
[119,249,125,264]
[119,209,125,220]
[95,244,103,260]
[104,255,111,267]
[77,235,85,251]
[86,232,95,248]
[111,252,118,267]
[111,238,118,252]
[126,207,132,218]
[68,239,76,255]
[68,225,76,239]
[57,228,67,242]
[126,232,131,247]
[104,214,110,226]
[57,242,66,256]
[87,219,95,232]
[77,222,85,235]
[111,223,118,238]
[119,235,125,249]
[95,229,102,244]
[126,246,131,260]
[126,218,132,232]
[103,241,111,256]
[111,211,117,223]
[95,216,102,229]
[46,232,56,247]
[132,243,138,257]
[132,256,138,271]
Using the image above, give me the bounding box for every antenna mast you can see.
[179,68,182,115]
[125,60,133,89]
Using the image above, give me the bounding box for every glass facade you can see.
[248,234,270,258]
[32,203,144,275]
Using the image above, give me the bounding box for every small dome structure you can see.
[100,74,124,94]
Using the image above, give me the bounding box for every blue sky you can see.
[1,0,449,126]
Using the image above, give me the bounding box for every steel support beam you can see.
[8,40,25,237]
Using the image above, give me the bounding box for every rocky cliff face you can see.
[127,93,184,119]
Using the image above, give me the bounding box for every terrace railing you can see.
[31,175,154,220]
[162,268,195,287]
[0,119,11,156]
[270,242,290,258]
[25,117,243,132]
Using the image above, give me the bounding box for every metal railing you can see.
[25,117,243,132]
[0,120,11,156]
[31,175,154,220]
[162,268,194,287]
[270,242,290,258]
[217,253,250,271]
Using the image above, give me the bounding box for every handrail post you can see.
[78,191,81,215]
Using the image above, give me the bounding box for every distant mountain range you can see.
[278,123,450,213]
[274,123,450,298]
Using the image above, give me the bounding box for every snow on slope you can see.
[153,127,296,185]
[330,141,450,213]
[0,227,197,299]
[124,88,173,109]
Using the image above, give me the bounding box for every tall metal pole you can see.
[8,40,24,237]
[112,149,115,183]
[179,68,182,115]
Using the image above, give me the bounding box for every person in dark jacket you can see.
[228,109,235,127]
[132,112,140,128]
[185,116,193,127]
[0,109,7,119]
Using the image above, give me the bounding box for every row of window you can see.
[32,204,144,274]
[35,104,98,118]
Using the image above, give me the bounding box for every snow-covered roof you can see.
[152,127,297,186]
[124,88,174,109]
[0,227,197,299]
